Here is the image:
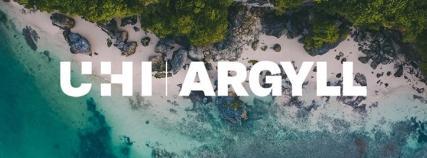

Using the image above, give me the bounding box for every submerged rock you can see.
[50,13,75,30]
[169,48,188,74]
[63,30,91,54]
[216,96,247,125]
[189,91,212,105]
[22,26,39,51]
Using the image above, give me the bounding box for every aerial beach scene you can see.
[0,0,427,157]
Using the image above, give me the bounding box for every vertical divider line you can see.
[165,60,168,96]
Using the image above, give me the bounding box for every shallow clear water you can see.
[0,23,78,157]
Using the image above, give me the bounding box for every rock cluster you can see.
[49,13,92,55]
[211,4,261,61]
[100,19,137,56]
[152,38,204,76]
[352,30,399,69]
[63,30,91,54]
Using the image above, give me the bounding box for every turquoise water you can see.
[0,11,118,158]
[0,15,80,158]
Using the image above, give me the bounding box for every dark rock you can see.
[141,36,150,47]
[336,73,342,78]
[261,11,288,38]
[247,0,270,5]
[306,42,342,56]
[169,48,188,74]
[119,41,137,57]
[340,96,366,108]
[133,26,140,32]
[120,16,137,27]
[155,38,176,55]
[335,52,344,60]
[113,31,129,43]
[50,13,75,30]
[260,45,268,51]
[272,43,281,52]
[358,56,370,64]
[100,19,137,56]
[107,39,112,47]
[150,55,166,72]
[22,26,39,51]
[154,72,171,78]
[352,29,399,69]
[187,47,204,61]
[63,30,91,54]
[416,87,425,94]
[251,39,259,51]
[341,58,347,64]
[394,64,404,77]
[354,73,367,86]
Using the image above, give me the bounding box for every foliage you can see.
[18,0,157,22]
[18,0,233,46]
[140,0,233,46]
[302,16,344,55]
[415,31,427,74]
[317,0,427,43]
[273,0,305,14]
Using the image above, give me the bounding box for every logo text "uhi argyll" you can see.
[60,61,367,97]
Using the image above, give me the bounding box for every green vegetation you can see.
[273,0,427,75]
[273,0,305,14]
[415,31,427,74]
[302,13,349,56]
[18,0,156,22]
[15,0,427,75]
[18,0,232,46]
[140,0,233,46]
[317,0,427,43]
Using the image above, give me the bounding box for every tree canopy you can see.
[18,0,157,22]
[18,0,232,46]
[140,0,233,46]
